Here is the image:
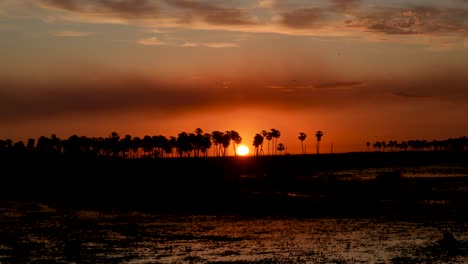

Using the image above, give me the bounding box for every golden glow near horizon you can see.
[236,145,250,156]
[1,0,468,153]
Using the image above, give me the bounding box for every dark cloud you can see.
[2,71,468,124]
[40,0,159,17]
[164,0,257,25]
[280,8,324,29]
[330,0,362,12]
[346,6,468,35]
[0,75,369,124]
[391,91,429,98]
[315,81,363,89]
[42,0,81,11]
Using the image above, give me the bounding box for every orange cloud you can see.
[39,0,160,18]
[280,8,325,29]
[164,0,258,26]
[346,6,468,35]
[50,30,93,37]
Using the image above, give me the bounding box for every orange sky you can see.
[1,0,468,154]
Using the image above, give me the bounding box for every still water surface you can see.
[1,201,468,263]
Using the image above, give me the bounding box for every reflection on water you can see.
[329,165,468,181]
[1,202,468,263]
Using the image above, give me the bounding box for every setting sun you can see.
[236,145,250,156]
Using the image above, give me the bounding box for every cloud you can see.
[346,6,468,35]
[181,42,238,48]
[315,81,364,89]
[38,0,160,18]
[164,0,258,26]
[33,0,468,41]
[258,0,275,9]
[2,70,468,125]
[137,36,165,45]
[331,0,362,12]
[280,8,324,29]
[50,30,93,37]
[391,91,429,98]
[267,81,364,90]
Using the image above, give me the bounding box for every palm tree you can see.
[277,143,285,155]
[315,130,324,154]
[221,131,231,156]
[168,136,177,157]
[200,133,212,157]
[270,129,280,155]
[253,133,264,157]
[109,132,120,158]
[121,135,132,158]
[194,128,204,157]
[261,130,271,155]
[142,135,153,158]
[298,132,307,154]
[211,131,224,157]
[177,132,192,157]
[373,141,382,151]
[230,130,242,156]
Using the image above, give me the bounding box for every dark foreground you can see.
[2,151,468,263]
[2,202,468,264]
[1,151,468,219]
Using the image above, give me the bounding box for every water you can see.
[1,202,468,263]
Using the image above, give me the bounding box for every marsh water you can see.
[1,201,468,264]
[2,164,468,263]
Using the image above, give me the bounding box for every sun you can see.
[236,145,250,156]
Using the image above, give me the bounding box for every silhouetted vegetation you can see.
[2,128,468,160]
[369,137,468,152]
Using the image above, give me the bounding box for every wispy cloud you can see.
[267,81,364,90]
[258,0,275,9]
[331,0,362,12]
[315,81,364,89]
[391,91,429,98]
[164,0,258,26]
[182,42,238,48]
[50,30,93,37]
[137,36,165,46]
[280,8,325,29]
[346,6,468,35]
[39,0,160,18]
[33,0,468,45]
[1,71,467,124]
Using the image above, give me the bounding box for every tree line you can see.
[366,137,468,152]
[0,129,325,159]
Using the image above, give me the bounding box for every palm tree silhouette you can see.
[298,132,307,154]
[277,143,285,155]
[211,131,224,157]
[253,133,264,157]
[168,136,177,157]
[261,130,271,155]
[200,133,212,157]
[122,135,132,158]
[194,128,204,157]
[373,141,382,151]
[221,131,231,156]
[315,131,324,154]
[230,130,242,156]
[270,129,280,155]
